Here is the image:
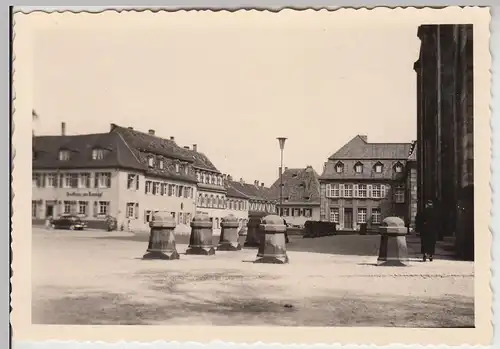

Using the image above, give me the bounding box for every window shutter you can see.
[54,173,59,187]
[144,210,148,223]
[325,184,331,198]
[94,173,99,188]
[93,201,98,217]
[106,173,111,187]
[381,184,387,198]
[339,184,345,198]
[136,176,140,190]
[367,185,373,199]
[353,184,359,198]
[59,174,64,188]
[135,203,139,219]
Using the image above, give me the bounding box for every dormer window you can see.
[354,162,363,173]
[373,162,383,173]
[159,160,164,170]
[147,156,154,168]
[184,166,189,175]
[394,162,403,173]
[335,162,344,173]
[175,163,180,173]
[59,150,70,161]
[92,148,105,160]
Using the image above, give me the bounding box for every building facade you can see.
[227,178,277,219]
[33,123,273,233]
[319,135,412,231]
[270,166,321,226]
[33,124,198,231]
[414,24,474,260]
[406,141,418,232]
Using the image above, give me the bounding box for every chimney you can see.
[261,183,265,188]
[227,174,232,181]
[148,129,155,136]
[193,144,197,152]
[183,146,190,150]
[359,135,368,142]
[223,174,227,181]
[254,180,259,186]
[240,178,244,184]
[127,127,134,130]
[170,136,175,141]
[61,122,66,136]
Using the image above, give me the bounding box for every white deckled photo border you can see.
[9,4,496,349]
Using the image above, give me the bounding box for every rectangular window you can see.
[330,207,339,223]
[177,186,183,197]
[293,208,300,217]
[184,187,190,198]
[304,208,312,217]
[126,203,136,218]
[98,201,110,215]
[372,184,381,198]
[46,173,56,188]
[59,150,70,161]
[95,172,111,188]
[394,189,405,203]
[371,208,381,224]
[357,208,367,223]
[344,184,353,198]
[63,200,76,214]
[153,182,160,195]
[92,149,104,160]
[127,174,136,189]
[32,173,41,188]
[168,184,174,196]
[145,181,152,194]
[328,184,340,198]
[78,201,88,215]
[358,184,367,198]
[161,183,167,196]
[283,208,290,216]
[178,212,183,225]
[32,201,37,218]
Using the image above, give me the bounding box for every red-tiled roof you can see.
[329,135,412,160]
[269,166,321,204]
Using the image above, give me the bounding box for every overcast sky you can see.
[33,10,420,185]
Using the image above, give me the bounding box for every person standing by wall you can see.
[415,200,439,261]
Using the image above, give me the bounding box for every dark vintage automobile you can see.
[51,215,87,230]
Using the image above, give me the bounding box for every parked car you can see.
[51,215,87,230]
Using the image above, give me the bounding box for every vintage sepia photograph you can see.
[12,6,492,346]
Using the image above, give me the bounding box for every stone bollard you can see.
[255,214,289,264]
[238,226,248,247]
[377,216,409,266]
[143,211,179,260]
[186,214,215,255]
[244,216,261,248]
[217,214,242,251]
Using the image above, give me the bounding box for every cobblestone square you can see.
[32,227,474,327]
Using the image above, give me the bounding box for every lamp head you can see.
[277,137,287,150]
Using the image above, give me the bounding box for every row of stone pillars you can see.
[142,212,289,264]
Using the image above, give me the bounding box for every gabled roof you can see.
[225,182,250,200]
[329,135,412,160]
[181,148,221,173]
[269,166,321,204]
[33,133,144,171]
[227,180,276,202]
[110,125,193,163]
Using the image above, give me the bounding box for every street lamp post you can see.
[277,137,287,217]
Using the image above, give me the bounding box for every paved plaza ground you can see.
[32,227,474,327]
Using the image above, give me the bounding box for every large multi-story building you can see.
[269,166,321,226]
[414,24,474,260]
[227,178,277,218]
[32,123,273,233]
[319,135,412,231]
[32,123,199,231]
